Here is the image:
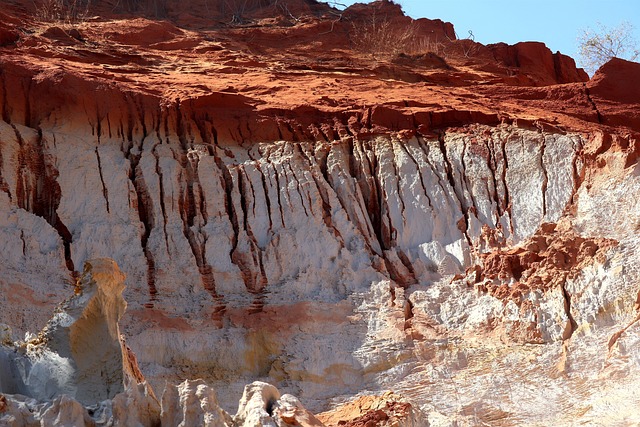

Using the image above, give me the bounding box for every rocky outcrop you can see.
[586,58,640,131]
[489,41,589,85]
[0,259,136,404]
[161,379,233,427]
[317,392,422,427]
[1,0,640,425]
[0,259,322,426]
[1,376,320,426]
[234,382,324,427]
[0,258,162,426]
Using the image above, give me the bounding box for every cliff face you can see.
[0,258,323,426]
[1,0,640,425]
[6,259,130,404]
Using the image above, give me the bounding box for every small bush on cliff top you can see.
[350,12,418,58]
[349,3,477,62]
[578,21,639,75]
[36,0,91,23]
[221,0,283,25]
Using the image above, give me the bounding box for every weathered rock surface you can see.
[234,381,324,427]
[1,0,640,425]
[0,258,162,426]
[0,259,320,426]
[0,259,135,403]
[161,379,233,427]
[317,392,422,427]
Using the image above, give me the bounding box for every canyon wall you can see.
[1,109,634,421]
[1,0,640,425]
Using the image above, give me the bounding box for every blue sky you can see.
[334,0,640,67]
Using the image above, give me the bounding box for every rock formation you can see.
[1,0,640,425]
[0,259,321,426]
[0,259,128,399]
[317,392,422,427]
[0,258,161,425]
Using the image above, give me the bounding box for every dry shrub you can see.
[350,12,418,58]
[220,0,282,25]
[113,0,168,18]
[350,12,478,63]
[578,21,639,75]
[36,0,90,23]
[404,35,447,57]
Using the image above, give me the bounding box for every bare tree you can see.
[324,1,349,9]
[578,21,639,75]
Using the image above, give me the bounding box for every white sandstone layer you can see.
[4,118,640,425]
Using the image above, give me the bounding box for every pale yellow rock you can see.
[160,379,232,427]
[39,395,94,427]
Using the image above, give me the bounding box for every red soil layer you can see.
[317,393,414,427]
[0,0,637,149]
[472,222,617,301]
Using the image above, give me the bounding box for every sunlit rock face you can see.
[1,119,582,382]
[0,260,320,427]
[0,259,130,404]
[0,258,162,426]
[1,0,640,424]
[1,116,628,419]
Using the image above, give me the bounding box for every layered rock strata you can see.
[0,119,590,406]
[0,0,640,425]
[0,258,162,425]
[0,259,136,403]
[0,259,322,426]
